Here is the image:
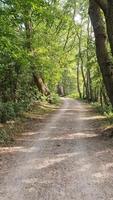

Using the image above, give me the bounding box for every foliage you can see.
[49,93,60,104]
[0,129,12,145]
[0,0,113,125]
[68,93,80,99]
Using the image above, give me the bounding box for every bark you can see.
[24,20,32,51]
[101,83,110,106]
[33,74,50,96]
[89,0,113,107]
[77,59,82,99]
[83,83,86,99]
[102,88,109,106]
[24,9,50,96]
[100,87,103,108]
[76,31,87,96]
[100,84,109,106]
[95,0,113,57]
[86,70,92,101]
[63,26,71,51]
[86,17,92,101]
[94,87,99,102]
[105,1,113,57]
[57,84,65,97]
[95,0,108,13]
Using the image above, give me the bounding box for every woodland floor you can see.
[1,98,113,199]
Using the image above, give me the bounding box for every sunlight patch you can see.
[93,172,103,178]
[0,146,23,153]
[23,152,79,170]
[39,132,97,141]
[81,116,106,120]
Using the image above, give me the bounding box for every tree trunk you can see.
[86,17,92,101]
[102,85,110,106]
[57,84,65,97]
[76,60,82,99]
[105,2,113,57]
[33,74,50,96]
[100,87,103,108]
[97,0,113,57]
[89,0,113,107]
[86,69,92,101]
[77,31,87,97]
[24,9,50,96]
[95,0,113,58]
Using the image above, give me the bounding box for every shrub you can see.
[0,101,30,123]
[48,93,60,104]
[0,102,15,123]
[0,128,13,144]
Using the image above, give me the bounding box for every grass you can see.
[24,101,59,119]
[90,102,113,137]
[0,121,24,146]
[0,100,61,146]
[91,102,113,122]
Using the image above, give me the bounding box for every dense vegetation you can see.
[0,0,113,123]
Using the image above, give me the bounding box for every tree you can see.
[1,0,113,123]
[89,0,113,107]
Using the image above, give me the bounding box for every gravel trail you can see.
[1,98,113,200]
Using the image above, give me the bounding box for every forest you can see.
[1,1,113,199]
[0,0,113,123]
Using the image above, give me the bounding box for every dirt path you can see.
[1,98,113,200]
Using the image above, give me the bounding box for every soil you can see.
[1,98,113,200]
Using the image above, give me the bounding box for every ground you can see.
[0,98,113,200]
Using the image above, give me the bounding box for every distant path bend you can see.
[1,98,113,200]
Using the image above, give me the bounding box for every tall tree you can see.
[89,0,113,107]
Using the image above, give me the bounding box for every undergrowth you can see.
[91,102,113,125]
[0,95,61,146]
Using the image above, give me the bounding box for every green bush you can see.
[91,102,113,124]
[49,93,60,104]
[91,102,104,114]
[0,101,31,123]
[0,129,13,144]
[68,93,80,99]
[0,102,16,123]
